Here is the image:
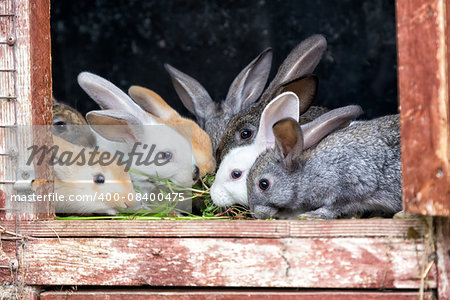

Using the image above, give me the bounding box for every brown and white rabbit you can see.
[128,85,216,176]
[32,135,138,215]
[247,113,402,220]
[52,97,97,148]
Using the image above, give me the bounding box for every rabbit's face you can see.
[247,151,300,219]
[210,143,260,206]
[52,137,137,215]
[215,105,262,163]
[131,124,198,188]
[52,103,97,148]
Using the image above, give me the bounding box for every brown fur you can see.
[129,86,216,176]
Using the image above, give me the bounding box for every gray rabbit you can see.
[247,108,402,220]
[165,48,273,151]
[216,34,329,163]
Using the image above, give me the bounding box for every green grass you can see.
[56,172,251,220]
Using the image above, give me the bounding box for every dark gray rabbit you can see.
[247,109,402,220]
[165,48,273,151]
[216,34,329,163]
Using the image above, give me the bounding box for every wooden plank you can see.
[396,0,450,216]
[1,219,427,238]
[0,286,39,300]
[436,217,450,300]
[39,290,434,300]
[3,237,435,288]
[0,0,54,220]
[28,0,53,219]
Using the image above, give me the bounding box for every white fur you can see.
[78,72,197,190]
[48,136,138,215]
[211,92,300,206]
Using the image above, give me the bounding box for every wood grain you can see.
[39,290,434,300]
[0,236,435,288]
[0,0,54,220]
[396,0,450,216]
[1,218,427,238]
[436,217,450,300]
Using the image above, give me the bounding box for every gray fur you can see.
[216,35,329,163]
[165,48,273,151]
[247,114,402,219]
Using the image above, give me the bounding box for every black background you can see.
[50,0,398,120]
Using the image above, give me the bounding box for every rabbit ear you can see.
[275,75,318,114]
[301,105,363,150]
[86,110,144,145]
[77,72,153,125]
[262,35,326,105]
[128,85,179,120]
[272,118,304,171]
[165,64,213,120]
[254,92,300,151]
[225,48,273,113]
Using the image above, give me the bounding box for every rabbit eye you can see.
[239,129,253,141]
[231,170,242,179]
[54,120,66,126]
[258,179,270,192]
[159,151,173,160]
[53,120,67,133]
[94,174,105,184]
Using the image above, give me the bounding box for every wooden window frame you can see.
[0,0,448,299]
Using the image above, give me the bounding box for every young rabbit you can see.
[77,72,200,190]
[128,85,216,176]
[247,113,402,220]
[52,97,97,147]
[36,136,137,215]
[165,47,273,151]
[216,34,329,163]
[210,91,301,207]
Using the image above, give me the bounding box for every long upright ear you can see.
[225,48,273,113]
[128,85,179,120]
[272,118,304,171]
[86,110,144,145]
[276,75,318,114]
[254,92,300,151]
[301,105,363,150]
[164,64,214,120]
[78,72,155,125]
[261,35,326,108]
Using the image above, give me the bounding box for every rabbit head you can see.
[52,97,97,148]
[247,108,402,220]
[77,72,199,188]
[165,48,273,151]
[216,34,327,163]
[49,135,137,215]
[128,85,216,176]
[210,92,300,207]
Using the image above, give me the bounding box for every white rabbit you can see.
[77,72,199,191]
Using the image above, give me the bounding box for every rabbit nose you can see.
[193,165,200,181]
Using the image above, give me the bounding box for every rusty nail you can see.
[436,167,444,178]
[7,36,15,46]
